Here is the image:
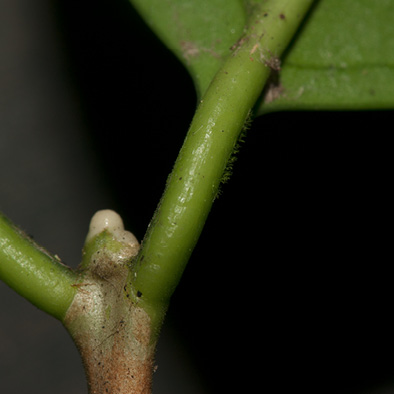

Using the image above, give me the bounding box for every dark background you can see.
[1,0,393,393]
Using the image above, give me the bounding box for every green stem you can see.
[0,213,77,320]
[130,0,314,318]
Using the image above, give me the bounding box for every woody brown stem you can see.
[66,285,155,394]
[63,211,158,394]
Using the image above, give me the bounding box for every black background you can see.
[1,0,393,393]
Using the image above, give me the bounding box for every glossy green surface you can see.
[131,0,394,112]
[130,0,246,98]
[259,0,394,112]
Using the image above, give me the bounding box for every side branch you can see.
[129,0,314,320]
[0,212,77,320]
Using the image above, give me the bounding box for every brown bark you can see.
[63,226,156,394]
[65,274,156,394]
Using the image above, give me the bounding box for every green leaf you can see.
[259,0,394,113]
[130,0,394,112]
[129,0,247,98]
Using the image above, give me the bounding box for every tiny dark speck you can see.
[137,290,142,297]
[280,13,285,19]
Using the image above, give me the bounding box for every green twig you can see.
[129,0,314,324]
[0,213,77,320]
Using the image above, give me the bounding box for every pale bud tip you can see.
[86,209,138,246]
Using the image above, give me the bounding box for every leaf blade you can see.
[258,0,394,113]
[130,0,246,97]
